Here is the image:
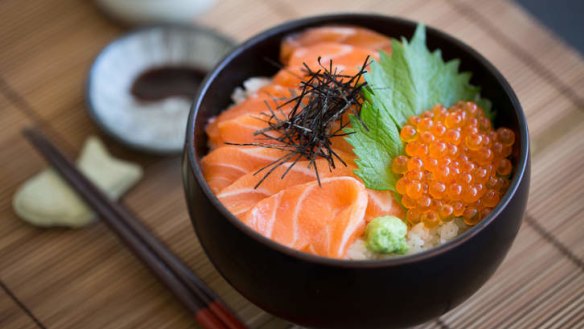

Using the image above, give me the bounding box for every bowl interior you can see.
[187,14,528,265]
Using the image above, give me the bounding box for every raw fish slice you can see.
[201,146,288,193]
[329,136,354,155]
[218,158,355,217]
[213,107,357,154]
[288,42,378,77]
[337,148,403,221]
[211,111,284,148]
[243,176,368,258]
[280,25,392,64]
[209,121,400,222]
[364,190,404,222]
[206,87,293,149]
[271,66,307,87]
[256,84,296,98]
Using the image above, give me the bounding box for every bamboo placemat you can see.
[0,0,582,328]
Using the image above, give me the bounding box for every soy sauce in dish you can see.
[131,66,207,102]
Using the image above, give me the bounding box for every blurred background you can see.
[516,0,583,53]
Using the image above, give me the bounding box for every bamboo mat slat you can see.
[195,0,289,42]
[0,92,32,144]
[262,0,419,18]
[0,0,583,328]
[0,0,122,120]
[0,285,40,329]
[527,120,584,256]
[452,0,584,102]
[441,224,583,328]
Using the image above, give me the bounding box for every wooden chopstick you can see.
[23,128,247,329]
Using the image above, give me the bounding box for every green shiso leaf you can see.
[346,96,402,191]
[347,24,492,191]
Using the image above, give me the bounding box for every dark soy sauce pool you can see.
[131,66,207,102]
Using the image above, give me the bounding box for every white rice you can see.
[346,219,467,260]
[230,77,271,104]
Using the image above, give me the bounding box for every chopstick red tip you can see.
[195,307,229,329]
[208,301,248,329]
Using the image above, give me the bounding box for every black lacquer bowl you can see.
[183,14,530,329]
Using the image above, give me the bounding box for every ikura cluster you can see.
[392,101,515,228]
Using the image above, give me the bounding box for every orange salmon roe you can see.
[393,102,515,227]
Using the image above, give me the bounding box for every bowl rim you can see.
[86,23,236,155]
[186,13,529,268]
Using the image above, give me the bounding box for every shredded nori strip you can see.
[226,56,370,188]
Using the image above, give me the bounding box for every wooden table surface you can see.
[1,0,583,328]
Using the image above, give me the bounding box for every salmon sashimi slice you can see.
[365,190,404,222]
[211,111,284,148]
[206,87,294,149]
[218,158,355,218]
[288,42,378,77]
[281,26,392,65]
[243,176,368,259]
[271,66,307,88]
[201,146,289,193]
[330,135,354,155]
[211,97,312,148]
[212,108,358,154]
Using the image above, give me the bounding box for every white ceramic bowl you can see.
[87,25,234,154]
